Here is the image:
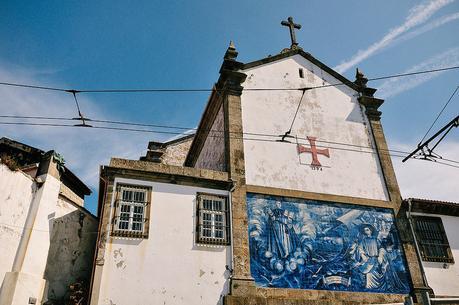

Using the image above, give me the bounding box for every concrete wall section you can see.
[44,196,98,304]
[94,177,231,305]
[412,212,459,297]
[0,164,35,287]
[195,105,226,171]
[240,55,388,201]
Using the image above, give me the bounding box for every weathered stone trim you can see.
[88,171,113,304]
[109,158,229,182]
[225,289,406,305]
[359,96,402,212]
[103,168,230,192]
[246,184,394,209]
[222,78,253,291]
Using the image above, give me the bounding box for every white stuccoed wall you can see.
[94,178,231,305]
[0,169,61,305]
[240,55,388,200]
[0,164,35,286]
[412,212,459,296]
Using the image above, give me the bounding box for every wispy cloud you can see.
[393,11,459,46]
[377,47,459,98]
[391,139,459,202]
[0,65,167,212]
[334,0,454,74]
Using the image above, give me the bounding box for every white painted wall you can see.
[0,163,96,305]
[0,164,35,287]
[240,55,388,200]
[412,212,459,297]
[94,178,231,305]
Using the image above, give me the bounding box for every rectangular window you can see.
[196,193,229,245]
[413,215,454,263]
[112,184,151,238]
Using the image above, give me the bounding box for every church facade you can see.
[89,19,430,305]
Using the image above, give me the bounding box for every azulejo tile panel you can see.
[246,193,411,294]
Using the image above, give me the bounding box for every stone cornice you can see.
[105,158,231,190]
[358,95,384,120]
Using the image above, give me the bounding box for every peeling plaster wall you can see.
[195,105,226,171]
[162,138,193,166]
[95,178,230,305]
[44,196,98,304]
[240,55,388,200]
[0,164,35,285]
[412,212,459,296]
[0,163,96,305]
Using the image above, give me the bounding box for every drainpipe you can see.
[227,179,236,296]
[406,198,431,305]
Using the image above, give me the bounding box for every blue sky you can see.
[1,1,458,214]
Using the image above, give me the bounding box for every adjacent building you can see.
[0,137,98,305]
[400,198,459,302]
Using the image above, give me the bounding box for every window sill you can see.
[111,231,148,239]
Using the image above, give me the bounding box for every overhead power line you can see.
[419,85,459,145]
[0,65,458,94]
[1,120,459,169]
[0,114,413,155]
[2,120,459,169]
[403,115,459,163]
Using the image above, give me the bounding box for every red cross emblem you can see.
[297,136,330,167]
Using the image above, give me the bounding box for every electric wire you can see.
[1,121,458,168]
[1,65,459,165]
[287,88,308,133]
[419,85,459,145]
[1,65,458,94]
[0,114,454,160]
[0,115,413,155]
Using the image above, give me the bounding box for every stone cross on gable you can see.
[297,136,330,167]
[281,17,302,48]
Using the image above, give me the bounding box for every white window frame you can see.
[113,184,150,236]
[196,193,229,245]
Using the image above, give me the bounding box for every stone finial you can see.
[354,68,368,89]
[224,40,238,60]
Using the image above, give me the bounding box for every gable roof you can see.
[185,46,368,168]
[241,48,359,92]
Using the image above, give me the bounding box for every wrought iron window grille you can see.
[196,193,230,246]
[413,215,454,264]
[111,184,152,238]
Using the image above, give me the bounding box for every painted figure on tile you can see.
[266,201,299,259]
[351,224,382,289]
[377,237,409,292]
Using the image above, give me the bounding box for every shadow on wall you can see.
[43,210,98,305]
